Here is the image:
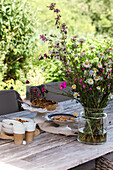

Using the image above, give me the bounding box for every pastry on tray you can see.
[31,98,58,111]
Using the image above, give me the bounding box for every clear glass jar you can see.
[77,109,108,145]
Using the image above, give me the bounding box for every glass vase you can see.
[77,108,108,145]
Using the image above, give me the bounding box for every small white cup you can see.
[13,124,25,145]
[24,122,36,144]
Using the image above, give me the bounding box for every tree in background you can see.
[0,0,38,81]
[82,0,113,35]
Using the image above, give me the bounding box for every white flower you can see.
[94,76,100,81]
[66,59,69,65]
[93,68,98,72]
[72,84,76,89]
[89,47,95,50]
[68,67,71,72]
[73,35,78,39]
[78,39,85,44]
[73,92,79,98]
[81,53,85,58]
[96,86,101,90]
[83,61,91,68]
[107,47,113,52]
[89,62,92,67]
[98,53,105,58]
[104,60,110,66]
[106,66,112,72]
[88,79,94,85]
[97,62,102,68]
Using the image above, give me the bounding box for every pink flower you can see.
[37,94,40,97]
[63,81,67,88]
[42,87,45,92]
[83,84,86,88]
[108,84,110,87]
[90,88,92,90]
[60,81,67,89]
[74,78,77,81]
[25,80,29,84]
[60,84,64,89]
[79,79,82,83]
[33,88,35,92]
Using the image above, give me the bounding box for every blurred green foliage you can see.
[0,0,113,97]
[0,0,38,81]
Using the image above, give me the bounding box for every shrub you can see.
[0,0,38,81]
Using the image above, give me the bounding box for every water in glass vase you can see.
[77,110,108,145]
[78,127,107,145]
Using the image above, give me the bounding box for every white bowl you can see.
[3,127,14,134]
[12,117,34,124]
[2,119,22,129]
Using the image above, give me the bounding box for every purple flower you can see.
[89,70,93,75]
[74,45,79,48]
[33,88,35,92]
[48,3,56,10]
[37,94,40,97]
[108,84,110,87]
[61,23,66,28]
[90,88,92,90]
[44,53,47,58]
[74,78,77,81]
[40,35,47,42]
[54,9,60,13]
[55,15,61,25]
[101,68,104,73]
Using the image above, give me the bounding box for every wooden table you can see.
[0,100,113,170]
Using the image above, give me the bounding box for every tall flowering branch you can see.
[40,3,113,109]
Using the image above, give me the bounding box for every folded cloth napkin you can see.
[34,113,78,136]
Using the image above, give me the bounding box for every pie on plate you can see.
[31,98,58,111]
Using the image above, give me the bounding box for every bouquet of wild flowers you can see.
[40,3,113,112]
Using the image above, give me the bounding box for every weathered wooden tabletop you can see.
[0,100,113,170]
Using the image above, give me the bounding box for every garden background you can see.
[0,0,113,97]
